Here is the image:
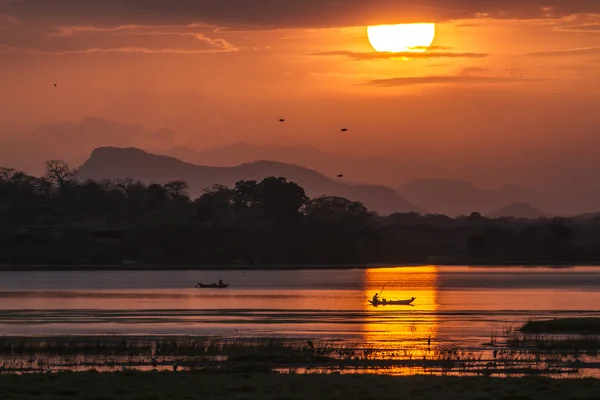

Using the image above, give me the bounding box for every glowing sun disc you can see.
[367,23,436,53]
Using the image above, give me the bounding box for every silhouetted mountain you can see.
[397,179,543,217]
[76,147,424,215]
[486,203,546,219]
[156,142,448,188]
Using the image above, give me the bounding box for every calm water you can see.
[1,266,600,350]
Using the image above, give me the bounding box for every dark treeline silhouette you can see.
[2,160,600,266]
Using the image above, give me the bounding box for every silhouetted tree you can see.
[164,181,190,201]
[44,160,75,189]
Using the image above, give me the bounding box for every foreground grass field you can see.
[1,372,600,400]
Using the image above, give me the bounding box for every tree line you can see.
[1,160,600,265]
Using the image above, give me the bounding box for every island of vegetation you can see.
[1,160,599,267]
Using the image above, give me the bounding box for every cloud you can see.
[555,23,600,32]
[312,50,489,60]
[3,1,600,30]
[3,1,600,57]
[0,8,238,55]
[0,44,236,56]
[365,75,522,87]
[525,46,600,57]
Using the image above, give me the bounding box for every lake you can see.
[1,266,600,352]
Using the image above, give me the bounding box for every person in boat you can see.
[372,293,379,303]
[218,279,224,287]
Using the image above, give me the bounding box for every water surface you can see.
[1,266,600,350]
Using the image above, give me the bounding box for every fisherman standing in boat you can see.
[218,279,224,287]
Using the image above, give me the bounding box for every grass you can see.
[0,335,594,377]
[500,322,600,354]
[0,372,600,400]
[521,318,600,335]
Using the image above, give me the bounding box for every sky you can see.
[1,0,600,192]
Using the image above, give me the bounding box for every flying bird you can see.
[279,118,285,122]
[340,128,348,132]
[337,174,344,178]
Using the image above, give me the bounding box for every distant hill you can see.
[486,203,546,219]
[154,142,446,189]
[76,147,424,215]
[397,179,543,217]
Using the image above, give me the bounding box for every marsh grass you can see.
[0,335,596,377]
[504,324,600,353]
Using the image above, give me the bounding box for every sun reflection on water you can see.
[361,266,440,372]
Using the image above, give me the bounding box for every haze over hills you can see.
[486,203,546,219]
[397,179,545,217]
[156,142,445,189]
[76,147,424,216]
[157,143,559,217]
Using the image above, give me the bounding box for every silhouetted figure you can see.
[337,174,343,178]
[340,128,348,132]
[372,293,379,303]
[493,349,498,359]
[279,118,285,122]
[218,279,224,287]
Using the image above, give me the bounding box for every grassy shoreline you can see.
[1,372,599,400]
[0,262,596,271]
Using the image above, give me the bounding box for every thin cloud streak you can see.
[0,44,237,55]
[49,23,219,37]
[525,46,600,57]
[555,23,600,32]
[365,75,524,87]
[312,50,489,60]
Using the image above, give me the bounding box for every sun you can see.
[367,23,436,53]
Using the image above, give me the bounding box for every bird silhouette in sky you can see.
[279,118,285,122]
[337,174,344,178]
[340,128,348,132]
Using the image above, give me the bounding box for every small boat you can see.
[195,283,229,288]
[368,297,416,306]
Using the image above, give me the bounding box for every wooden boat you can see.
[368,297,416,306]
[195,283,229,288]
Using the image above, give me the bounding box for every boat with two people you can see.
[195,279,229,289]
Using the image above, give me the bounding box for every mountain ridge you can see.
[398,178,544,217]
[76,147,424,216]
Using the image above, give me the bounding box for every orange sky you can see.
[1,0,600,190]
